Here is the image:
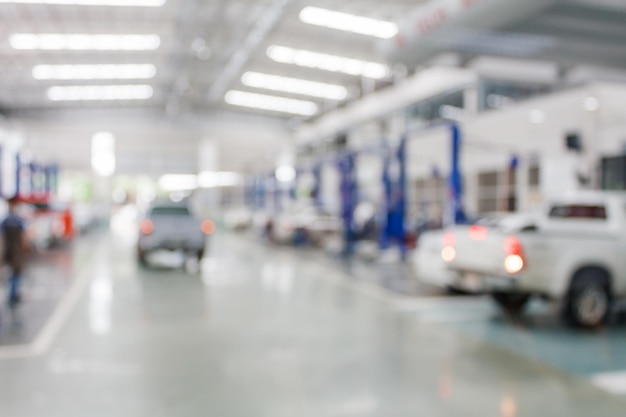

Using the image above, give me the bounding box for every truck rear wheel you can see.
[491,292,530,315]
[563,269,611,329]
[137,249,148,267]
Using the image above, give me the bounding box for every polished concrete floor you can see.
[0,223,625,417]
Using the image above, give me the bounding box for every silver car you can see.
[137,202,213,266]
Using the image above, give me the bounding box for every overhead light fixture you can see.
[241,72,348,100]
[225,90,318,116]
[48,84,154,101]
[267,45,389,79]
[0,0,165,6]
[299,6,398,39]
[33,64,156,80]
[10,33,160,50]
[529,109,545,125]
[584,96,600,112]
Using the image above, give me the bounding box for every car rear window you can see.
[150,206,190,216]
[549,205,606,220]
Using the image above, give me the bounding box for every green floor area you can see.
[407,297,626,377]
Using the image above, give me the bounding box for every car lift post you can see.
[449,123,466,225]
[338,152,357,257]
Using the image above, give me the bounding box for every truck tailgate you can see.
[447,226,508,275]
[152,215,200,239]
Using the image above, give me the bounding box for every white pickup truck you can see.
[440,193,626,328]
[137,201,214,266]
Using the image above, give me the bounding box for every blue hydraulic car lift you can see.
[338,152,357,256]
[283,122,465,260]
[378,122,466,260]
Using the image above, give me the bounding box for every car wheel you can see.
[491,292,531,315]
[563,269,611,329]
[137,249,148,267]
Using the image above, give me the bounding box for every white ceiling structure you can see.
[3,0,626,119]
[0,0,423,117]
[2,0,626,176]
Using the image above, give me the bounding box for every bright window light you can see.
[225,90,318,116]
[267,45,389,79]
[198,172,242,188]
[299,6,398,39]
[48,84,153,101]
[33,64,156,80]
[242,72,347,100]
[275,166,296,183]
[0,0,165,6]
[91,132,115,177]
[584,96,600,112]
[10,34,160,50]
[159,174,198,192]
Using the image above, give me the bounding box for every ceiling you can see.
[0,0,425,119]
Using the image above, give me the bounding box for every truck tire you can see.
[491,292,530,315]
[137,249,148,267]
[563,269,611,329]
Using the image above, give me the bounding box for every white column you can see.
[196,139,219,215]
[516,157,530,213]
[464,86,480,116]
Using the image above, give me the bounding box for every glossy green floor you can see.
[0,226,625,417]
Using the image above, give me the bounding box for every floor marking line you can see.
[591,371,626,395]
[0,241,101,360]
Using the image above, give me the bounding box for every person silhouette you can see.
[2,197,27,309]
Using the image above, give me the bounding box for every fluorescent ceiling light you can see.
[267,45,389,79]
[225,90,318,116]
[48,84,154,101]
[241,72,347,100]
[0,0,165,6]
[299,6,398,39]
[10,33,160,50]
[33,64,156,80]
[584,96,600,112]
[529,109,545,125]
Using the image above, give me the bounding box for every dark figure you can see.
[2,198,27,309]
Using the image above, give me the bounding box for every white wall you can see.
[404,82,626,215]
[11,108,291,177]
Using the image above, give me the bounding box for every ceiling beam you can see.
[207,0,294,103]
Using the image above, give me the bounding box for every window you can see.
[602,156,626,191]
[549,205,606,220]
[150,206,190,216]
[529,166,540,187]
[477,170,516,213]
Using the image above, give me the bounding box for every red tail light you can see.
[504,236,524,274]
[140,219,154,235]
[504,236,522,255]
[469,225,488,241]
[201,220,216,235]
[443,232,456,247]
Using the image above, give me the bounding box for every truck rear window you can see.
[150,207,190,216]
[549,205,606,220]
